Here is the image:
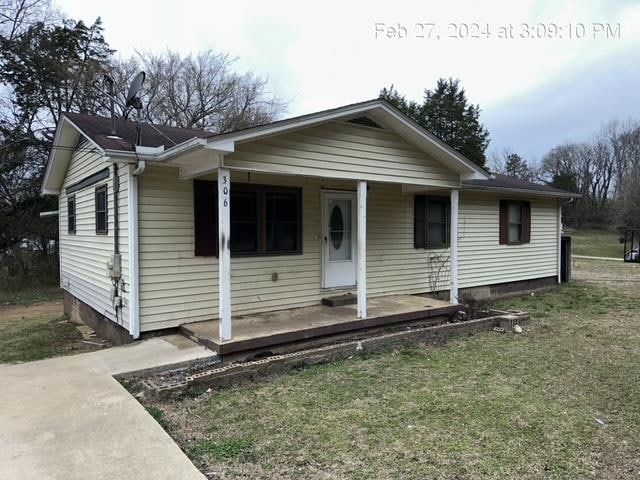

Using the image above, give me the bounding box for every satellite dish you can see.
[125,71,146,108]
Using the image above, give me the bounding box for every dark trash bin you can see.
[561,236,571,283]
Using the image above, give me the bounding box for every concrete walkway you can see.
[0,335,215,480]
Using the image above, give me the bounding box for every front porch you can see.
[181,294,458,356]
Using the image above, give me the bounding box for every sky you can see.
[57,0,640,161]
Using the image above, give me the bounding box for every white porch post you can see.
[450,188,459,304]
[218,167,232,341]
[357,180,367,318]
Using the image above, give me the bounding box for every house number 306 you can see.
[221,175,229,207]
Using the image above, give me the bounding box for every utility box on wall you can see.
[560,236,572,283]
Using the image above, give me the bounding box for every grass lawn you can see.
[0,290,101,363]
[566,228,623,258]
[0,312,91,363]
[0,284,63,306]
[146,260,640,479]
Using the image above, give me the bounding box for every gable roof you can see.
[43,99,493,194]
[463,174,580,198]
[42,99,576,199]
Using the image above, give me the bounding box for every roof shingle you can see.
[64,112,211,151]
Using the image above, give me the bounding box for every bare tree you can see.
[109,49,287,132]
[539,120,640,228]
[0,0,60,40]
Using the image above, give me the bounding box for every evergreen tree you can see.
[0,17,112,269]
[504,153,534,181]
[380,78,490,168]
[0,18,112,139]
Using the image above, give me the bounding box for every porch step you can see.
[321,293,356,307]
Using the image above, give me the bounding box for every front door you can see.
[322,191,357,288]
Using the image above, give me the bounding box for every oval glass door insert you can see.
[330,205,344,249]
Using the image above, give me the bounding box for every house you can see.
[42,99,578,348]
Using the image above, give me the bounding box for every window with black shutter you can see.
[414,195,450,249]
[95,186,108,235]
[68,195,76,234]
[193,182,302,257]
[499,200,531,245]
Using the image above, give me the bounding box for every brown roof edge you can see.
[462,174,580,198]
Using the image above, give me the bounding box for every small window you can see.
[95,186,108,235]
[67,195,76,234]
[499,200,531,245]
[414,195,450,249]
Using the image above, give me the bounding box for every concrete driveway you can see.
[0,335,215,480]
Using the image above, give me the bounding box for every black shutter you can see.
[522,201,531,243]
[194,180,217,256]
[414,195,426,248]
[499,200,508,245]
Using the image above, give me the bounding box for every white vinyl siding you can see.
[458,192,559,288]
[224,121,460,188]
[137,167,451,331]
[58,142,130,329]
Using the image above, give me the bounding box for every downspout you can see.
[113,164,120,256]
[133,159,146,176]
[112,164,122,325]
[128,158,145,339]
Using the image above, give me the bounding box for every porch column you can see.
[218,167,232,341]
[450,188,459,304]
[357,180,367,318]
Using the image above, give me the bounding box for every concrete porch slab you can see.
[182,294,458,355]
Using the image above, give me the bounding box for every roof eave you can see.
[461,184,581,198]
[41,119,66,195]
[42,114,108,195]
[373,102,489,178]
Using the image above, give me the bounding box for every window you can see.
[230,189,259,254]
[67,195,76,234]
[414,195,450,249]
[95,186,108,234]
[499,200,531,245]
[193,181,302,257]
[265,191,300,253]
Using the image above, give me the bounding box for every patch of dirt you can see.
[573,258,640,284]
[0,300,63,324]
